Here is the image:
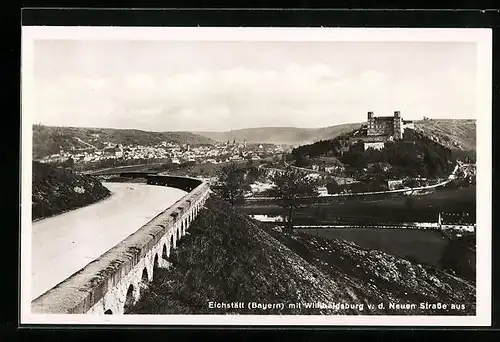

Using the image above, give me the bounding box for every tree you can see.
[60,157,74,169]
[326,178,342,194]
[268,166,319,232]
[212,162,246,206]
[245,166,260,184]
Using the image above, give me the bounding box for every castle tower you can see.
[393,110,403,140]
[367,111,375,136]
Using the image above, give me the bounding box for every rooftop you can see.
[372,116,396,121]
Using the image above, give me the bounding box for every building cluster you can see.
[437,212,476,233]
[310,164,346,174]
[455,161,477,183]
[39,139,287,166]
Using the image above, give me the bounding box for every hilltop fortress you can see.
[359,111,414,150]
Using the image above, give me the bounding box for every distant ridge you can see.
[196,123,362,146]
[196,119,476,149]
[32,119,476,159]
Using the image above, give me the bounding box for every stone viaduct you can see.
[31,174,210,315]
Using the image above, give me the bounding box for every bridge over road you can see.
[29,175,210,315]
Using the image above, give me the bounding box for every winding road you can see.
[31,182,187,300]
[252,163,463,200]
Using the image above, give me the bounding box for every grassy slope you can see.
[413,119,476,151]
[32,161,111,220]
[130,199,475,315]
[267,228,475,315]
[33,125,214,159]
[130,199,363,315]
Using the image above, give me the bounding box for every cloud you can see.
[33,62,475,131]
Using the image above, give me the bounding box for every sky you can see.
[32,40,477,132]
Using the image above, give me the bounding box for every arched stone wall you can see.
[32,180,210,315]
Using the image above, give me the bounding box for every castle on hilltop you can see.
[360,111,414,150]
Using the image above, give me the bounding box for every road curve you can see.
[31,182,187,300]
[253,163,460,200]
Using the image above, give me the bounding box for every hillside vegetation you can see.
[292,129,456,178]
[32,161,111,220]
[268,228,475,315]
[130,199,475,315]
[414,119,476,151]
[33,125,214,159]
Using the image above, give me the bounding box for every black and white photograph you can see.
[20,26,492,326]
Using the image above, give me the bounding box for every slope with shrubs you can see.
[130,199,365,315]
[32,161,111,220]
[414,119,476,151]
[130,199,475,315]
[267,229,475,315]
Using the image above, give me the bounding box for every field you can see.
[240,186,476,225]
[296,227,449,268]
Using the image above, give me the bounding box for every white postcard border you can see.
[20,26,492,326]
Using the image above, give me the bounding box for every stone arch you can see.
[162,243,168,259]
[178,226,182,240]
[154,254,159,270]
[171,233,175,249]
[141,267,149,283]
[104,309,113,315]
[123,284,135,313]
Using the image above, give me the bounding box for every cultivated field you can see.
[240,186,476,225]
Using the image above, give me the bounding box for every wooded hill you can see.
[32,161,111,220]
[291,127,464,179]
[32,125,215,159]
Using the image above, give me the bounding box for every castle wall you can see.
[366,111,405,140]
[367,117,395,137]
